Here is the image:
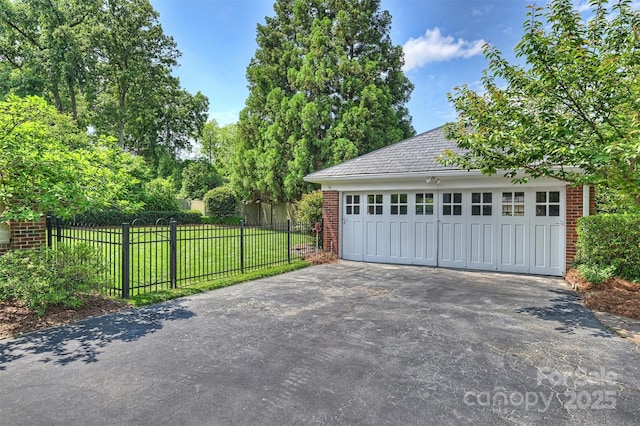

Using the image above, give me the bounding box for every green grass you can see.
[126,260,309,306]
[53,224,316,296]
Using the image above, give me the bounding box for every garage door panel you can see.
[441,222,464,264]
[343,219,363,260]
[549,224,562,268]
[414,221,437,265]
[500,223,526,268]
[389,221,409,260]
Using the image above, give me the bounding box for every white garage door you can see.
[341,189,565,276]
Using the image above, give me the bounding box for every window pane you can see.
[536,205,547,216]
[416,193,423,203]
[400,193,407,203]
[472,205,481,216]
[536,192,546,203]
[368,194,374,204]
[391,206,398,215]
[375,206,382,215]
[549,191,560,203]
[400,206,407,215]
[376,194,383,203]
[354,206,360,215]
[514,192,524,203]
[549,205,560,216]
[472,193,480,204]
[443,205,451,215]
[502,192,512,203]
[425,194,434,203]
[483,192,492,203]
[483,205,492,216]
[416,205,424,215]
[391,194,398,203]
[347,206,352,215]
[454,193,462,203]
[347,195,352,204]
[453,205,462,215]
[502,205,513,216]
[443,193,451,203]
[353,195,360,203]
[425,205,433,215]
[514,205,524,216]
[368,205,374,214]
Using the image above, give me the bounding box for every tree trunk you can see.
[66,75,77,121]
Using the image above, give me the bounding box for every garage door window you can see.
[390,193,408,215]
[367,194,383,215]
[345,195,360,215]
[536,191,560,216]
[442,192,462,216]
[502,192,525,216]
[415,193,434,215]
[471,192,492,216]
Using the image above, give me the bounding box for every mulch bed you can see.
[565,269,640,320]
[0,295,129,340]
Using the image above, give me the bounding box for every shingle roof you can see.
[305,126,463,181]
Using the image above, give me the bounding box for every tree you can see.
[233,0,414,202]
[443,0,640,205]
[180,160,223,200]
[0,0,209,169]
[0,95,133,221]
[200,120,239,176]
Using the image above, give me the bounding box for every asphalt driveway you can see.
[1,261,639,425]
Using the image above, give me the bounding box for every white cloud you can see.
[574,1,592,13]
[210,108,240,126]
[402,27,486,72]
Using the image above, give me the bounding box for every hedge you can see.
[576,214,640,281]
[63,210,203,226]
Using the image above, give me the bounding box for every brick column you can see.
[565,185,588,272]
[322,190,339,255]
[0,216,47,256]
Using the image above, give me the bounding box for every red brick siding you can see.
[565,185,587,271]
[322,190,340,255]
[0,216,47,256]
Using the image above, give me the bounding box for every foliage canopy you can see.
[444,0,640,204]
[234,0,414,202]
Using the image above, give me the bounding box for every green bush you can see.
[204,186,238,218]
[0,244,108,316]
[576,263,616,285]
[65,210,202,226]
[200,216,243,225]
[576,214,640,281]
[294,190,323,224]
[143,177,179,211]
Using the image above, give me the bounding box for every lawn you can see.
[52,223,317,296]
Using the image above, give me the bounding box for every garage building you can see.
[304,127,593,276]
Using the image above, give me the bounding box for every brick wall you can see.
[322,190,339,255]
[0,216,47,255]
[565,185,589,271]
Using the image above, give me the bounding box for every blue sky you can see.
[149,0,595,134]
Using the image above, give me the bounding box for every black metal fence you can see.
[47,217,322,298]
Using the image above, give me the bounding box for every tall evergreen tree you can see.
[234,0,414,202]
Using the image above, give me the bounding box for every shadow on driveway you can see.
[515,288,614,338]
[0,301,194,370]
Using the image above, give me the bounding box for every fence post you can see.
[240,220,245,273]
[56,216,62,243]
[46,215,52,248]
[169,218,177,289]
[287,220,291,263]
[122,222,130,299]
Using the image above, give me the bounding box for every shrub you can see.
[143,177,179,211]
[204,186,238,218]
[0,244,107,316]
[576,214,640,281]
[200,216,243,225]
[576,263,616,286]
[65,210,202,226]
[294,190,323,224]
[180,160,222,199]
